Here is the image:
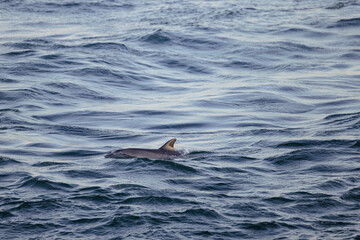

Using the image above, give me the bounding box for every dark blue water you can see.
[1,0,360,239]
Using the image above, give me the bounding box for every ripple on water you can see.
[265,149,333,166]
[141,29,172,44]
[110,183,148,191]
[160,58,212,74]
[277,27,335,38]
[316,179,347,191]
[305,164,351,173]
[81,42,128,51]
[4,40,48,50]
[227,202,280,219]
[104,158,199,177]
[120,196,193,206]
[50,150,103,158]
[241,221,296,232]
[0,210,14,218]
[44,82,115,101]
[32,161,70,167]
[3,50,36,57]
[0,156,23,166]
[326,1,360,9]
[147,122,210,130]
[329,17,360,28]
[64,169,115,179]
[34,110,126,124]
[1,0,360,239]
[46,124,125,139]
[0,88,65,102]
[214,91,314,114]
[341,187,360,202]
[281,191,341,213]
[276,139,358,149]
[16,176,75,192]
[181,207,224,221]
[0,77,19,83]
[151,160,199,174]
[3,221,65,239]
[9,198,65,213]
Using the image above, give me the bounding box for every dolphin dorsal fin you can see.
[159,138,176,151]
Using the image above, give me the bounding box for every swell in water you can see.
[1,0,360,239]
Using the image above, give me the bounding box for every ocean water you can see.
[1,0,360,239]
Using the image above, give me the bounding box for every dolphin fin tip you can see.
[160,138,177,150]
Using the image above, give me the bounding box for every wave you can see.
[151,160,199,173]
[120,196,192,205]
[64,169,115,179]
[160,58,212,74]
[32,161,70,167]
[50,150,103,158]
[81,42,128,51]
[2,221,64,239]
[276,27,335,38]
[317,179,347,190]
[1,0,360,239]
[329,17,360,28]
[265,149,333,166]
[16,176,75,191]
[3,49,36,57]
[0,87,66,101]
[141,29,172,44]
[276,139,358,149]
[104,157,198,175]
[4,0,134,13]
[341,187,360,202]
[0,156,23,166]
[147,122,209,130]
[241,221,296,231]
[140,28,225,51]
[213,91,314,114]
[327,1,360,9]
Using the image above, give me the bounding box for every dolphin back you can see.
[105,138,180,160]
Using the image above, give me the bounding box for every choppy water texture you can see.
[1,0,360,239]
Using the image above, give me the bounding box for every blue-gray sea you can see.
[1,0,360,239]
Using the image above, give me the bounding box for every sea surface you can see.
[1,0,360,239]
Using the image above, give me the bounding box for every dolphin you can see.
[105,138,181,160]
